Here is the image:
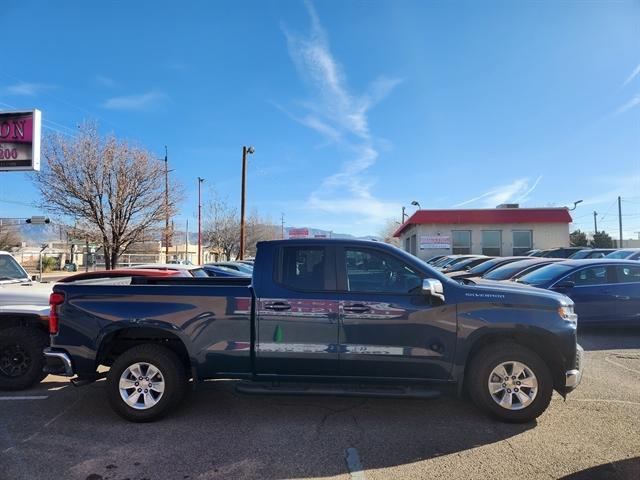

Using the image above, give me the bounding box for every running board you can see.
[235,382,441,399]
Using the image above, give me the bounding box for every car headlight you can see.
[558,305,577,324]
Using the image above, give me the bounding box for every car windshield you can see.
[467,258,505,275]
[483,260,538,280]
[605,250,635,259]
[190,268,210,278]
[568,250,590,259]
[517,264,574,285]
[0,255,30,281]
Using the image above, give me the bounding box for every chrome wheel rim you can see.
[488,361,538,410]
[119,362,165,410]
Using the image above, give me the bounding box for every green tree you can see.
[590,231,613,248]
[569,229,588,247]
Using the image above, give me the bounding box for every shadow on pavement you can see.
[579,326,640,351]
[560,457,640,480]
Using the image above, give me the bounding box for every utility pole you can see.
[618,196,623,248]
[185,219,189,262]
[281,213,285,239]
[197,177,204,265]
[402,206,408,224]
[239,146,254,260]
[164,146,170,262]
[593,211,598,234]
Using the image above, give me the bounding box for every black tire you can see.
[467,342,553,423]
[106,344,187,422]
[0,326,49,391]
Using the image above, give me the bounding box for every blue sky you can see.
[1,0,639,237]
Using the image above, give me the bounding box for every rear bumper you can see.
[565,344,584,391]
[43,348,74,377]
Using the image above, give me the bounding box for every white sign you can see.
[0,109,41,172]
[420,235,451,250]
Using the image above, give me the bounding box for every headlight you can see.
[558,305,577,324]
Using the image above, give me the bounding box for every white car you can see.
[0,252,51,390]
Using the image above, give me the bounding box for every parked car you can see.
[59,269,181,285]
[46,239,582,423]
[538,247,587,259]
[212,261,254,274]
[605,249,640,260]
[568,249,616,259]
[447,257,529,279]
[515,259,640,326]
[202,264,251,278]
[0,252,51,390]
[440,256,490,273]
[433,255,481,269]
[481,258,563,281]
[130,264,210,277]
[426,255,447,265]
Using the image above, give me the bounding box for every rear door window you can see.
[615,265,640,283]
[279,246,328,291]
[565,266,609,286]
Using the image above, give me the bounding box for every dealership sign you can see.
[0,110,41,172]
[288,228,309,239]
[420,235,451,249]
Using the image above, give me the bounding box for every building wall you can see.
[400,222,570,260]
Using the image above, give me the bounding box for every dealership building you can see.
[393,205,572,260]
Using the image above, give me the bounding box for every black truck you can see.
[45,239,583,423]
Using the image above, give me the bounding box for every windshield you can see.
[190,268,210,278]
[605,250,634,259]
[0,254,30,281]
[467,258,504,275]
[517,263,574,285]
[568,250,590,259]
[483,260,538,280]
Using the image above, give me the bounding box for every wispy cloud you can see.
[281,0,401,224]
[3,82,52,96]
[102,90,167,111]
[622,63,640,88]
[614,94,640,116]
[453,176,543,208]
[95,75,116,88]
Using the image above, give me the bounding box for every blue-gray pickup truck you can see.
[45,239,583,423]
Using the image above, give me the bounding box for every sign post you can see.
[0,109,41,172]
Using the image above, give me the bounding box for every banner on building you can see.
[420,235,450,249]
[0,110,41,172]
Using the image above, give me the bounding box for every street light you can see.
[568,200,583,211]
[239,146,255,260]
[411,200,421,209]
[197,177,204,265]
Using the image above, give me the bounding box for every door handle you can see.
[343,304,370,313]
[263,302,291,311]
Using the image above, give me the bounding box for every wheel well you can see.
[462,332,565,393]
[97,328,192,374]
[0,314,48,335]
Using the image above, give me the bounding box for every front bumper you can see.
[43,348,74,377]
[565,344,584,391]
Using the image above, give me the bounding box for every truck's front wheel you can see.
[467,342,553,423]
[106,344,187,422]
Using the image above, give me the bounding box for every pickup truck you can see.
[45,239,583,423]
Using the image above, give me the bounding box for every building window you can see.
[452,230,471,254]
[405,237,410,253]
[482,230,502,256]
[512,230,533,256]
[410,234,417,256]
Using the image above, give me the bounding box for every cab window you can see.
[345,248,422,294]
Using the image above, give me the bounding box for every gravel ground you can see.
[1,328,639,480]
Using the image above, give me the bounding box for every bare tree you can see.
[32,123,181,269]
[203,190,240,261]
[0,225,21,251]
[378,218,400,246]
[244,209,279,258]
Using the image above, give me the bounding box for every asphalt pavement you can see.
[1,328,639,480]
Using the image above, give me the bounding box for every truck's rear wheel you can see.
[0,327,48,391]
[467,342,553,423]
[106,344,187,422]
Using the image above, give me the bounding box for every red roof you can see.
[393,208,572,237]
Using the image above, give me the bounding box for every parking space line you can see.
[0,396,48,401]
[605,357,640,375]
[573,398,640,407]
[346,447,367,480]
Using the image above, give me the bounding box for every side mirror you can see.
[422,278,445,302]
[553,280,575,290]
